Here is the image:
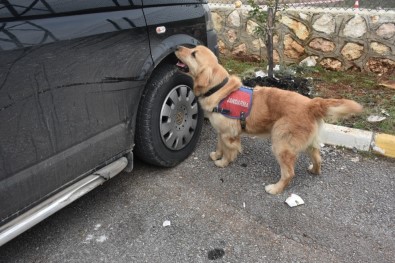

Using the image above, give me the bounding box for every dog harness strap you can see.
[240,112,246,130]
[212,107,231,114]
[202,77,229,97]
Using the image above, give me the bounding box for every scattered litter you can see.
[163,220,171,227]
[96,235,108,243]
[255,70,267,78]
[94,224,101,230]
[350,157,359,162]
[367,115,386,122]
[299,56,317,67]
[243,202,246,208]
[372,145,385,155]
[194,157,198,160]
[379,80,395,90]
[285,194,305,207]
[84,234,94,243]
[381,109,390,117]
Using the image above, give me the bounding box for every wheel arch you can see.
[139,34,202,83]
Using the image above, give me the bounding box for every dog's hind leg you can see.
[265,148,296,195]
[210,135,224,161]
[307,146,321,175]
[214,135,241,168]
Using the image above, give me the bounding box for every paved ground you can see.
[1,121,394,262]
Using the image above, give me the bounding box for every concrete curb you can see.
[321,123,395,159]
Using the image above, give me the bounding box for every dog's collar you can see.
[201,77,229,97]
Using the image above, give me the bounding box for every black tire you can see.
[134,64,203,167]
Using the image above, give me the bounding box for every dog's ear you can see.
[193,67,212,96]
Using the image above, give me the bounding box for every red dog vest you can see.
[212,87,253,121]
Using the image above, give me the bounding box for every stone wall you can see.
[210,6,395,73]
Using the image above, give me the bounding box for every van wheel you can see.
[134,64,203,167]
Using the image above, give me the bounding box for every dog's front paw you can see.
[265,184,283,195]
[307,164,321,175]
[214,159,229,168]
[210,151,221,161]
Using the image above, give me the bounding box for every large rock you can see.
[227,10,241,28]
[320,58,342,71]
[341,43,364,60]
[309,38,335,52]
[313,14,335,35]
[284,35,305,59]
[281,16,309,40]
[376,23,395,39]
[366,58,395,74]
[343,15,367,38]
[371,42,391,55]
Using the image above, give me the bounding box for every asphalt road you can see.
[1,121,394,262]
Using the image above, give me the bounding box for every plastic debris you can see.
[163,220,171,227]
[285,194,305,207]
[299,56,317,67]
[367,115,386,122]
[255,70,267,78]
[381,109,390,117]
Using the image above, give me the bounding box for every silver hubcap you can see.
[160,84,198,150]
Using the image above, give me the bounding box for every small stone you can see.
[227,29,237,43]
[300,56,317,67]
[371,42,391,55]
[366,58,395,74]
[341,42,364,60]
[246,20,259,36]
[309,38,335,52]
[376,23,395,39]
[320,58,342,71]
[218,40,227,54]
[281,16,309,40]
[313,14,335,35]
[284,35,305,59]
[232,43,247,56]
[211,12,223,32]
[227,10,241,28]
[343,15,367,38]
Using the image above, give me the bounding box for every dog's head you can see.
[175,45,228,97]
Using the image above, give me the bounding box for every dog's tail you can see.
[309,98,363,121]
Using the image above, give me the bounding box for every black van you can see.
[0,0,217,246]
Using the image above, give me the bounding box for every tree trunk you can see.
[267,7,274,78]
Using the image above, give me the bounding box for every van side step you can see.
[0,157,128,247]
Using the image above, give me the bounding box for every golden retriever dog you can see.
[175,45,362,194]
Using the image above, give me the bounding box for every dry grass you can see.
[220,56,395,135]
